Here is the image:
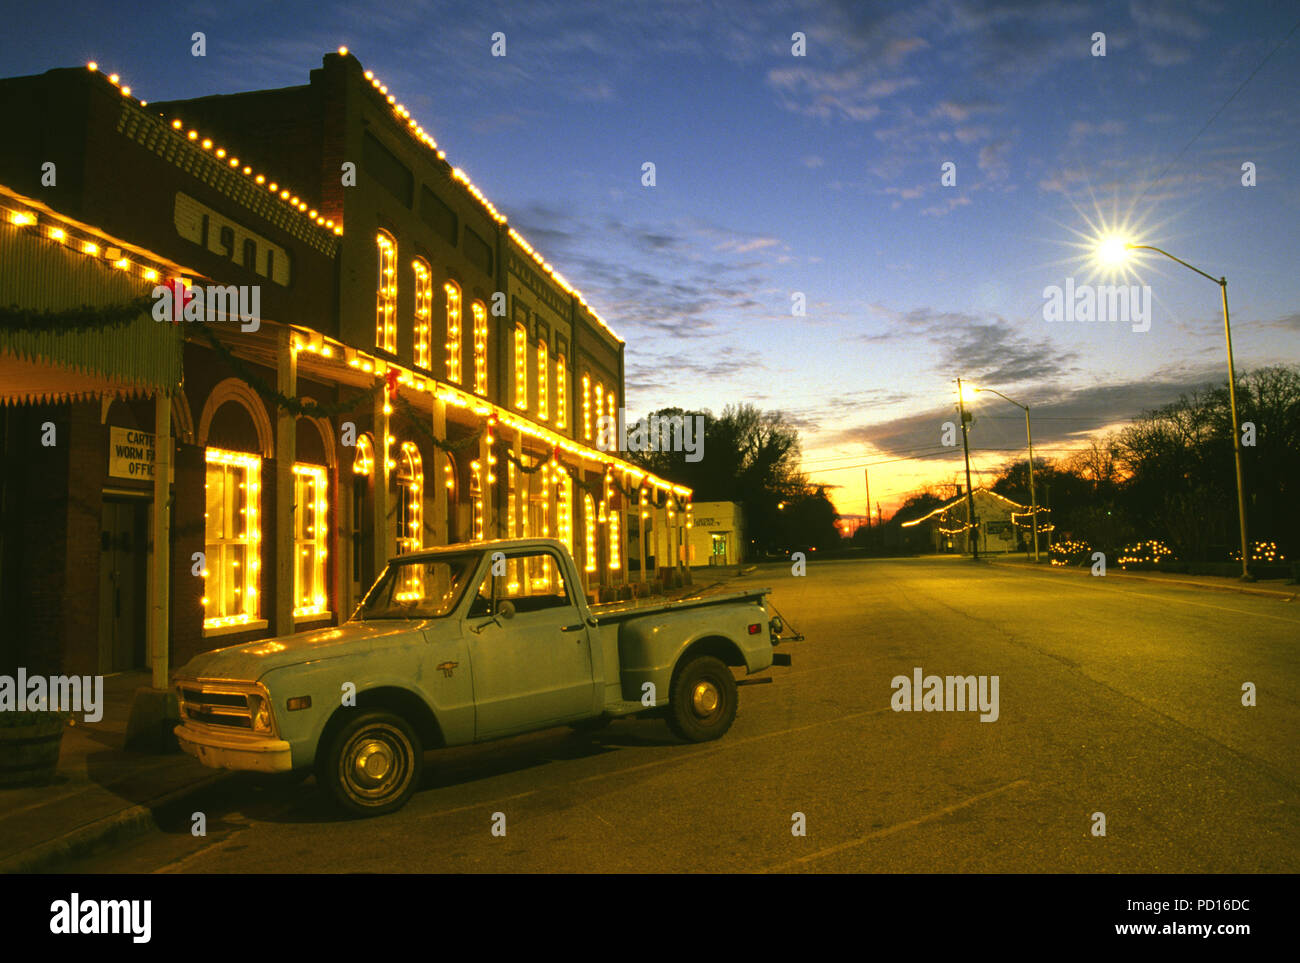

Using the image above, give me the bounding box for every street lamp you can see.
[1097,240,1252,580]
[974,386,1040,563]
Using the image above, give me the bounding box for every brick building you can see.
[0,52,693,691]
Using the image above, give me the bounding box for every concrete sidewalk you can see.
[984,554,1299,601]
[0,670,231,874]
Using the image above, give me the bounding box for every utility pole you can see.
[864,467,871,528]
[956,377,978,560]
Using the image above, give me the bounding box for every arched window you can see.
[292,464,328,617]
[413,259,432,369]
[581,372,591,440]
[469,457,485,541]
[444,280,462,383]
[557,469,573,556]
[608,506,620,571]
[393,442,424,599]
[583,493,597,573]
[556,353,567,429]
[472,301,489,395]
[352,434,374,476]
[537,338,548,421]
[376,232,396,352]
[514,323,528,410]
[442,452,459,544]
[396,442,423,556]
[203,448,262,629]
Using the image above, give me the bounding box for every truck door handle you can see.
[561,623,583,633]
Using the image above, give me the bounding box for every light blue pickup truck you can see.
[174,538,791,815]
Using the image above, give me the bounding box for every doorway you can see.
[98,497,148,672]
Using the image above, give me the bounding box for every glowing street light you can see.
[1094,238,1252,580]
[1095,235,1130,266]
[974,386,1040,563]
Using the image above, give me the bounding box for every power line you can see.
[1138,16,1300,205]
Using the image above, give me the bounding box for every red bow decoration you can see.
[168,278,195,323]
[385,368,399,401]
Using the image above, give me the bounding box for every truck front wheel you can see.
[667,656,738,742]
[317,710,423,817]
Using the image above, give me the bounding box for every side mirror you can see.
[497,599,516,621]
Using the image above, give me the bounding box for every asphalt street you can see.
[56,557,1300,873]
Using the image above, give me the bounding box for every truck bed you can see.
[589,586,771,623]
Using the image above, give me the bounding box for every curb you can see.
[0,770,233,874]
[985,557,1298,601]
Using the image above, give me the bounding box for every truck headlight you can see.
[249,693,273,733]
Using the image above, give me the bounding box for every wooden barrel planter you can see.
[0,712,68,787]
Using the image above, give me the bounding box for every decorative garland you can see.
[390,393,486,455]
[197,324,384,418]
[197,324,691,511]
[0,296,155,333]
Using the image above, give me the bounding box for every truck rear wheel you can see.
[316,710,423,817]
[667,656,737,742]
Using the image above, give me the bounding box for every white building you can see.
[687,501,744,566]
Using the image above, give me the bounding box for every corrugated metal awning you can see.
[0,189,186,401]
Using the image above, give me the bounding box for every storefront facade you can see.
[0,55,692,686]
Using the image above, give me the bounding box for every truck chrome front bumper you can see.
[175,723,293,773]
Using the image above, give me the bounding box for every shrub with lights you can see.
[1048,539,1092,567]
[1230,540,1287,563]
[1116,539,1177,569]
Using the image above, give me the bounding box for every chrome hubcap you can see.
[692,681,720,717]
[353,739,394,786]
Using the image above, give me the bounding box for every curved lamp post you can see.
[1099,241,1251,580]
[974,386,1039,562]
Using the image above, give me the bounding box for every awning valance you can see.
[0,209,183,399]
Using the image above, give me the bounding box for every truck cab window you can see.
[472,551,572,616]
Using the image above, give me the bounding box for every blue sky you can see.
[9,0,1300,515]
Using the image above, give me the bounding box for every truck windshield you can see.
[352,554,480,621]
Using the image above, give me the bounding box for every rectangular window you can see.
[463,226,494,277]
[419,184,458,245]
[363,131,413,208]
[556,354,567,429]
[293,465,328,618]
[514,323,528,410]
[203,449,261,629]
[537,339,548,421]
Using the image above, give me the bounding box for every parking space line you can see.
[766,778,1030,871]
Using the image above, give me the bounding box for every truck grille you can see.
[178,683,254,729]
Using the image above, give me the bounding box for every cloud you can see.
[821,365,1234,456]
[933,99,999,123]
[860,305,1079,385]
[977,138,1012,180]
[505,204,790,348]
